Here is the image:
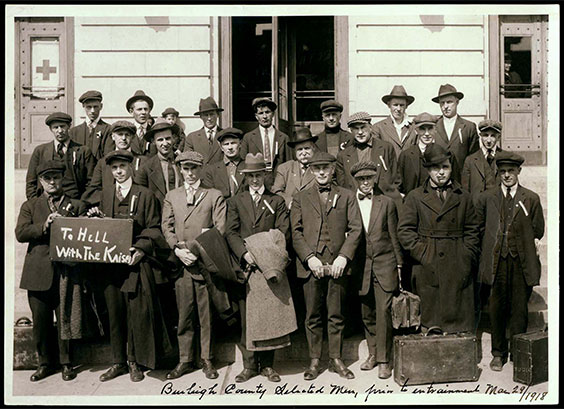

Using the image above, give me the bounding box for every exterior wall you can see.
[348,15,489,125]
[73,16,220,133]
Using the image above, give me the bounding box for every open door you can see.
[272,17,291,136]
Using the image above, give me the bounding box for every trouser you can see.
[102,281,128,364]
[489,255,532,358]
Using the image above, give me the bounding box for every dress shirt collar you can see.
[418,141,430,153]
[184,179,201,192]
[205,125,218,137]
[54,140,69,152]
[390,115,411,129]
[259,124,274,137]
[443,114,458,125]
[157,152,174,162]
[249,185,265,196]
[135,121,147,131]
[223,155,241,166]
[482,145,497,158]
[116,177,133,196]
[86,117,100,128]
[502,183,518,198]
[429,178,452,189]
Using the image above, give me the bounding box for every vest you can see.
[501,193,518,258]
[315,192,332,254]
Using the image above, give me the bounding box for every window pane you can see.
[503,36,532,98]
[31,37,60,100]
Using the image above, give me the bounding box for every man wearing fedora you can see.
[432,84,479,182]
[314,100,353,157]
[202,128,247,199]
[162,107,187,155]
[69,90,113,160]
[183,97,224,166]
[26,112,95,201]
[127,90,156,157]
[373,85,417,158]
[225,152,290,383]
[240,97,291,189]
[162,150,227,380]
[290,151,362,381]
[398,143,480,334]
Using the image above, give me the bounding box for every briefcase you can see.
[393,331,480,386]
[513,329,548,385]
[391,289,421,330]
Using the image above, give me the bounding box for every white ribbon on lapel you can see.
[458,128,463,144]
[231,174,239,187]
[135,157,140,171]
[130,194,138,215]
[275,141,279,156]
[379,155,388,171]
[518,200,529,216]
[193,191,205,207]
[264,200,275,215]
[332,193,339,208]
[72,151,77,165]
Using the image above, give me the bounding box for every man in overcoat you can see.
[313,100,352,157]
[127,90,156,157]
[183,97,224,165]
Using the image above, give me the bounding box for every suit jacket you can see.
[290,185,362,278]
[134,154,182,208]
[372,117,417,159]
[476,185,544,286]
[435,115,479,182]
[129,122,156,157]
[271,160,317,208]
[314,128,353,156]
[201,158,246,199]
[225,189,289,262]
[16,194,86,291]
[397,144,427,196]
[69,119,113,160]
[25,140,95,200]
[461,148,501,203]
[183,126,224,166]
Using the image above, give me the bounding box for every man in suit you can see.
[240,97,291,189]
[127,90,156,157]
[372,85,417,158]
[202,127,246,199]
[314,100,353,157]
[272,127,318,209]
[162,151,226,380]
[225,153,290,383]
[69,90,113,160]
[290,151,362,381]
[162,107,187,156]
[26,112,95,200]
[16,160,86,382]
[432,84,479,182]
[462,119,503,204]
[475,151,544,371]
[183,97,224,166]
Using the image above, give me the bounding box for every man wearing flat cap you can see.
[127,90,156,157]
[183,97,224,166]
[432,84,479,182]
[461,119,503,204]
[475,151,544,372]
[398,143,480,334]
[240,98,291,189]
[26,112,95,200]
[162,150,227,381]
[162,107,187,155]
[314,100,353,157]
[290,151,362,381]
[202,128,246,199]
[372,85,418,158]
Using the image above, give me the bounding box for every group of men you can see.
[17,83,544,385]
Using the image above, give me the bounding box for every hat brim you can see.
[79,97,103,104]
[105,156,134,165]
[347,119,371,127]
[176,159,203,166]
[352,169,378,178]
[382,95,415,106]
[415,121,437,128]
[145,123,180,141]
[126,95,154,111]
[241,166,267,173]
[287,135,319,148]
[111,126,136,134]
[321,107,343,113]
[478,126,502,133]
[38,168,66,177]
[495,159,523,167]
[252,101,277,112]
[422,153,452,168]
[309,160,336,166]
[431,92,464,103]
[194,107,224,116]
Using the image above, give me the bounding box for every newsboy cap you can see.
[422,143,451,168]
[161,107,180,118]
[251,97,277,112]
[347,111,372,127]
[351,161,379,178]
[217,127,244,142]
[37,160,66,177]
[144,117,179,141]
[126,90,154,111]
[78,90,103,104]
[175,151,204,166]
[478,119,502,133]
[309,151,336,166]
[105,149,134,164]
[413,112,439,128]
[110,120,136,135]
[432,84,464,103]
[495,150,524,167]
[45,112,72,126]
[320,100,344,113]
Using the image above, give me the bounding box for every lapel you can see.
[250,128,263,153]
[46,141,56,160]
[367,195,385,235]
[493,186,503,215]
[215,161,230,192]
[438,184,462,218]
[185,186,208,222]
[194,128,211,158]
[326,187,339,215]
[383,117,402,148]
[254,191,273,224]
[300,166,316,191]
[512,185,526,219]
[448,116,465,149]
[235,161,245,193]
[207,127,222,163]
[435,117,450,147]
[343,145,358,167]
[240,190,256,224]
[474,152,487,179]
[306,187,322,216]
[421,184,443,215]
[91,121,107,153]
[103,182,116,217]
[273,129,284,159]
[37,194,51,220]
[148,155,167,197]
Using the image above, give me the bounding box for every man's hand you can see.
[43,212,61,232]
[86,207,104,218]
[129,247,145,266]
[534,238,541,257]
[243,252,257,267]
[307,256,323,279]
[331,255,348,279]
[174,247,197,267]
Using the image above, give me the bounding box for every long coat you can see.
[134,154,182,209]
[290,185,362,279]
[271,160,317,209]
[201,159,246,199]
[461,148,501,203]
[183,127,224,166]
[372,117,417,159]
[475,185,544,286]
[397,180,480,333]
[69,119,113,161]
[314,129,353,156]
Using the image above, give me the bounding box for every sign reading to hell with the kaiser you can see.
[49,217,133,264]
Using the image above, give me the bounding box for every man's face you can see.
[439,96,459,119]
[498,164,520,188]
[200,110,219,130]
[164,114,177,126]
[246,171,265,191]
[129,100,151,125]
[111,130,133,150]
[416,124,436,145]
[322,110,342,129]
[355,175,376,195]
[180,163,202,185]
[154,129,173,156]
[504,62,511,73]
[294,141,315,165]
[255,105,274,128]
[49,121,70,144]
[110,160,132,184]
[220,137,241,159]
[480,130,500,150]
[83,100,103,122]
[388,98,407,122]
[311,163,334,185]
[39,172,63,197]
[349,122,372,144]
[428,159,452,187]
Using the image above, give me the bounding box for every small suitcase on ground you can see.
[513,329,548,385]
[393,330,480,386]
[391,289,421,330]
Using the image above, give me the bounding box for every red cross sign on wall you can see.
[36,59,57,81]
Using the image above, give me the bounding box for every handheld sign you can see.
[49,217,133,264]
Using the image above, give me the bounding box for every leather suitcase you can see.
[513,330,548,385]
[393,332,480,386]
[391,289,421,330]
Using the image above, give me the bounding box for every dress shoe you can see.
[360,355,378,371]
[128,361,144,382]
[167,362,195,380]
[235,368,258,383]
[30,365,55,382]
[99,363,128,382]
[304,359,321,381]
[329,358,355,379]
[489,356,507,372]
[261,367,281,382]
[378,362,392,379]
[62,364,77,381]
[201,360,219,380]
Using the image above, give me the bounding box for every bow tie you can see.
[354,141,371,150]
[358,192,372,200]
[318,184,331,193]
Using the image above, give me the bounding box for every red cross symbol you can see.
[36,59,57,81]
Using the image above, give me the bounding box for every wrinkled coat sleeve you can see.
[387,199,404,266]
[468,122,480,156]
[530,193,545,240]
[15,199,45,242]
[271,165,287,196]
[335,151,347,187]
[274,195,290,242]
[161,192,178,249]
[462,196,481,260]
[133,190,162,254]
[212,191,227,235]
[461,156,472,192]
[134,162,149,188]
[81,158,104,204]
[25,148,42,199]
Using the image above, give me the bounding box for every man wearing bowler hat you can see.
[26,112,95,200]
[314,100,353,157]
[432,84,479,182]
[127,90,156,157]
[373,85,418,158]
[183,97,224,166]
[69,90,113,160]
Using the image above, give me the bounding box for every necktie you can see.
[486,149,494,167]
[56,143,64,159]
[318,184,331,193]
[208,129,214,145]
[167,159,176,192]
[186,187,195,205]
[358,192,372,200]
[252,192,261,207]
[263,129,272,164]
[48,196,57,213]
[433,186,446,202]
[116,185,124,202]
[138,126,145,139]
[506,186,512,200]
[88,123,95,141]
